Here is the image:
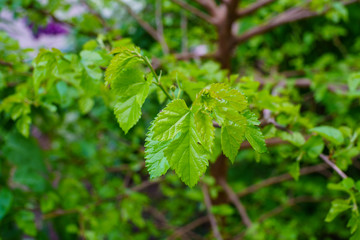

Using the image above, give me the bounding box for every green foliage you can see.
[0,0,360,239]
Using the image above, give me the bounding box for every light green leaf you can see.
[302,136,324,159]
[152,99,190,141]
[221,116,246,163]
[0,188,13,220]
[245,125,267,153]
[15,210,37,236]
[163,110,209,187]
[109,66,151,134]
[78,96,94,114]
[16,115,31,137]
[194,110,215,152]
[280,132,306,147]
[145,130,171,179]
[310,126,344,145]
[325,199,351,222]
[209,83,248,112]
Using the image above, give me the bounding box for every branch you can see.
[257,196,327,222]
[195,0,218,16]
[237,163,330,198]
[79,0,111,31]
[219,179,252,228]
[319,154,348,179]
[170,0,214,23]
[235,0,359,45]
[118,0,169,53]
[169,216,209,240]
[156,0,170,54]
[236,0,275,18]
[201,184,223,240]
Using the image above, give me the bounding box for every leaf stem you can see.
[142,55,173,100]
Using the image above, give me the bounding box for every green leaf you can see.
[145,130,171,179]
[209,83,248,112]
[15,210,37,236]
[78,96,94,114]
[279,132,306,147]
[302,136,324,159]
[325,199,351,222]
[310,126,344,145]
[289,161,300,181]
[245,125,267,153]
[0,188,13,220]
[105,47,141,86]
[156,104,209,187]
[152,99,190,141]
[16,115,31,137]
[194,110,215,152]
[110,65,151,134]
[33,49,58,95]
[221,116,246,163]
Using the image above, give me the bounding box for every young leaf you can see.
[0,188,13,220]
[245,125,267,153]
[221,116,246,163]
[151,99,190,141]
[145,130,171,179]
[194,110,215,152]
[164,110,209,187]
[325,199,351,222]
[310,126,344,145]
[109,65,151,134]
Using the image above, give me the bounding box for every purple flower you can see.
[26,18,68,38]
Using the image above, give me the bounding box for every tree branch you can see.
[195,0,218,16]
[257,196,327,222]
[237,163,330,198]
[236,0,275,18]
[219,179,252,228]
[170,0,214,23]
[235,0,359,45]
[319,154,348,179]
[169,216,209,240]
[201,184,223,240]
[117,0,169,53]
[156,0,170,54]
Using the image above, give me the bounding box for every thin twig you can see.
[237,163,330,198]
[156,0,170,54]
[258,196,327,222]
[236,0,275,18]
[219,179,252,228]
[201,184,223,240]
[319,154,348,179]
[235,0,359,45]
[171,0,214,23]
[169,216,209,240]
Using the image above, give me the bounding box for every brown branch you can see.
[156,0,170,54]
[219,179,252,228]
[118,0,168,52]
[147,207,203,240]
[169,216,209,240]
[201,184,223,240]
[237,163,329,198]
[257,196,327,222]
[79,0,112,32]
[319,154,348,179]
[236,0,276,18]
[195,0,218,16]
[235,0,359,45]
[170,0,214,23]
[0,60,13,68]
[241,137,288,149]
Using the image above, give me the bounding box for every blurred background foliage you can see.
[0,0,360,239]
